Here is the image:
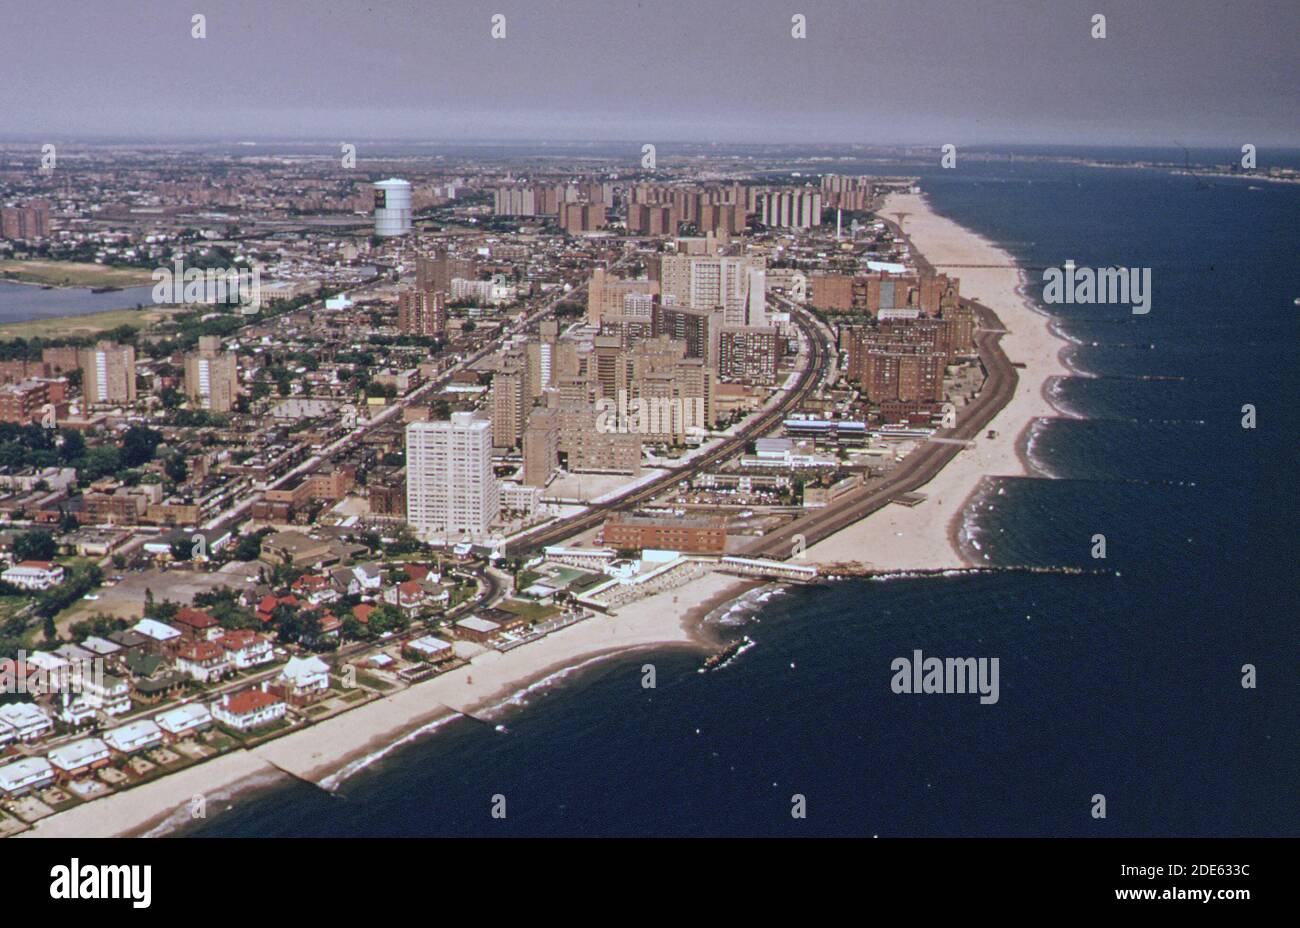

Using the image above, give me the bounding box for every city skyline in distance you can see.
[2,0,1297,147]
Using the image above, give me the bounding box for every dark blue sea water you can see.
[189,157,1299,838]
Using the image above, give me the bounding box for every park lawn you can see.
[0,305,176,340]
[0,259,156,288]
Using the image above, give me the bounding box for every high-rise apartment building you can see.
[80,341,136,406]
[757,189,823,229]
[397,288,446,337]
[586,268,659,326]
[490,362,528,449]
[405,413,499,539]
[184,335,239,412]
[658,254,767,327]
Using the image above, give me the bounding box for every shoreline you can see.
[21,569,758,838]
[805,190,1071,572]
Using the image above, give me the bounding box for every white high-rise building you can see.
[405,413,499,539]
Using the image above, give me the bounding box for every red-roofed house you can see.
[176,640,232,683]
[383,580,426,612]
[211,685,286,731]
[255,594,299,624]
[352,603,374,625]
[291,574,338,606]
[172,607,223,642]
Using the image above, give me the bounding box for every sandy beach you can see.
[805,191,1069,571]
[21,569,752,838]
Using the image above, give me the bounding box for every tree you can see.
[120,425,164,468]
[13,530,58,562]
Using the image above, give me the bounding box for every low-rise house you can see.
[103,719,163,755]
[80,636,124,664]
[124,652,187,704]
[384,579,427,612]
[172,607,224,643]
[255,593,299,624]
[292,573,338,606]
[0,702,54,742]
[82,673,132,716]
[54,694,98,727]
[47,736,111,780]
[154,703,213,740]
[133,618,182,651]
[220,630,274,670]
[175,641,232,683]
[352,562,383,592]
[269,656,331,706]
[1,559,65,590]
[0,756,55,796]
[107,629,151,658]
[328,566,362,597]
[211,686,286,732]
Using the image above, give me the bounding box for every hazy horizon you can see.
[2,0,1297,147]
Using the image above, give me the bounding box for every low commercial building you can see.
[404,635,455,664]
[602,513,728,554]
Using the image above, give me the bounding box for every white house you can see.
[103,719,164,755]
[0,756,55,796]
[271,656,331,705]
[82,673,132,716]
[1,560,65,591]
[46,736,111,779]
[0,702,54,742]
[154,703,213,740]
[219,630,274,670]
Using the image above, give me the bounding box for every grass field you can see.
[0,259,156,289]
[0,305,175,340]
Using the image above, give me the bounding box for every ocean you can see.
[188,154,1300,838]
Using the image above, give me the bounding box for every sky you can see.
[1,0,1297,147]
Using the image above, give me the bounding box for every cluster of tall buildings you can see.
[0,200,51,241]
[833,273,976,407]
[493,181,611,231]
[819,174,876,211]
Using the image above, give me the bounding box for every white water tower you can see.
[373,178,412,237]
